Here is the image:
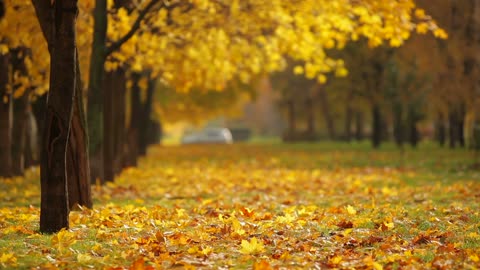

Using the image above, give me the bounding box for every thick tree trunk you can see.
[0,53,12,177]
[371,104,382,148]
[138,78,155,156]
[87,0,107,183]
[66,58,92,208]
[40,0,78,233]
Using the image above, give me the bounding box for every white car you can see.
[181,128,233,144]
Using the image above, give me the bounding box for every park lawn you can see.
[0,142,479,269]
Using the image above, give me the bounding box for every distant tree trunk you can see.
[306,98,315,137]
[458,104,466,147]
[392,103,404,147]
[371,104,382,148]
[0,52,12,177]
[31,93,47,161]
[0,0,4,19]
[24,108,38,168]
[112,68,126,175]
[10,48,31,176]
[317,86,336,140]
[448,109,457,148]
[87,0,107,183]
[435,113,446,147]
[344,98,353,142]
[66,58,92,209]
[125,72,141,167]
[103,71,115,182]
[407,105,420,147]
[286,99,296,134]
[354,111,364,141]
[11,93,29,175]
[138,77,156,156]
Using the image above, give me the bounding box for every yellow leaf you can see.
[433,28,448,39]
[0,44,8,55]
[329,255,342,264]
[240,237,265,255]
[253,260,273,270]
[0,253,16,264]
[373,262,383,270]
[77,253,92,263]
[346,205,357,215]
[470,254,479,262]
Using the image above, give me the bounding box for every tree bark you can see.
[436,113,446,147]
[125,72,142,167]
[305,98,315,137]
[103,71,115,182]
[354,111,364,141]
[138,77,156,156]
[10,48,30,176]
[39,0,78,233]
[113,68,126,175]
[0,53,12,177]
[87,0,107,183]
[287,99,296,134]
[66,58,92,208]
[317,86,336,140]
[371,104,382,148]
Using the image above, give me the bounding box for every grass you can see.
[0,141,479,269]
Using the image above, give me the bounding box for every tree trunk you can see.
[318,86,336,140]
[407,105,420,147]
[113,68,126,175]
[125,72,142,167]
[31,93,47,157]
[449,108,458,148]
[103,71,115,182]
[306,98,315,137]
[372,104,382,148]
[66,58,92,209]
[287,99,296,134]
[87,0,107,183]
[39,0,78,233]
[392,102,404,147]
[354,111,364,141]
[138,77,156,156]
[11,93,29,175]
[10,48,30,176]
[344,100,353,142]
[24,108,38,168]
[0,52,12,177]
[435,113,446,147]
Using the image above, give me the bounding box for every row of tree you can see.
[0,0,447,232]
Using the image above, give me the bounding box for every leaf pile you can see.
[0,144,479,269]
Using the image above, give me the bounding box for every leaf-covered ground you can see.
[1,143,480,269]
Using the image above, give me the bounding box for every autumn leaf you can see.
[240,237,265,255]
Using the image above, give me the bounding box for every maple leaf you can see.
[240,237,265,255]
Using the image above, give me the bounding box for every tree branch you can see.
[105,0,162,57]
